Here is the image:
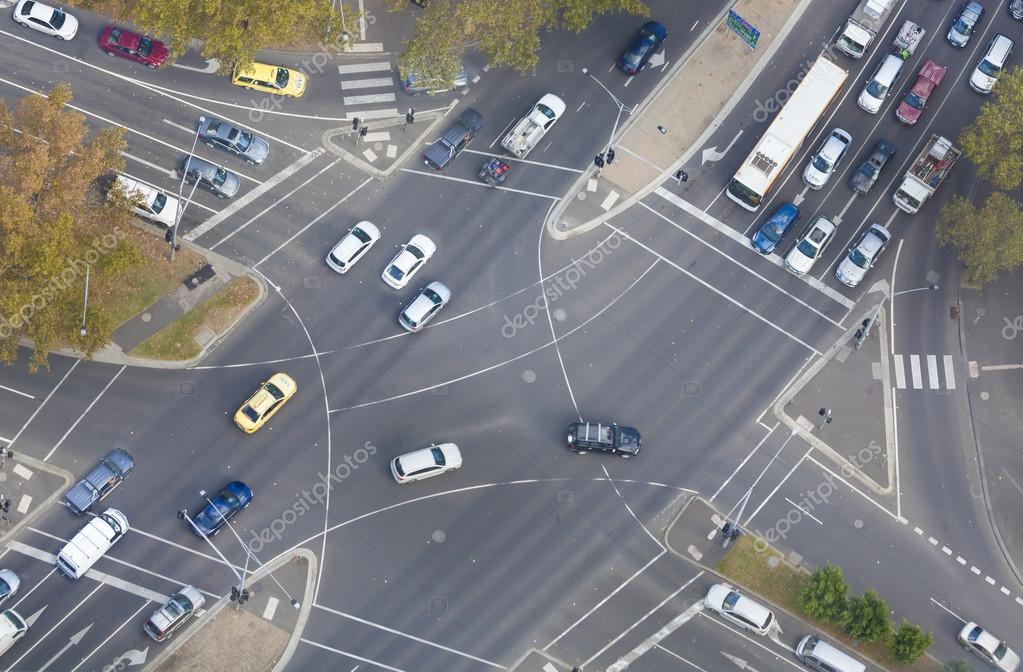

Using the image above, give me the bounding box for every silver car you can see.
[144,585,205,642]
[835,224,890,287]
[803,128,852,189]
[958,622,1020,671]
[180,156,240,199]
[399,281,451,333]
[198,117,270,165]
[0,571,19,607]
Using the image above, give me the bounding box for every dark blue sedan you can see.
[191,481,252,536]
[751,202,799,255]
[618,21,667,75]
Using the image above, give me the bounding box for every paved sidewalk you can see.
[548,0,813,239]
[0,450,74,546]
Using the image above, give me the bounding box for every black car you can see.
[180,156,240,199]
[567,422,641,458]
[423,109,483,170]
[848,139,896,195]
[64,449,135,515]
[198,117,269,165]
[617,21,667,75]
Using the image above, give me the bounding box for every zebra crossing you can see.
[338,61,399,121]
[891,354,957,390]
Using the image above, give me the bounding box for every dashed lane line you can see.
[910,524,1020,606]
[43,366,125,462]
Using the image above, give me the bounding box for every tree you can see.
[800,563,849,624]
[844,590,891,642]
[960,68,1023,190]
[388,0,650,83]
[937,192,1023,286]
[889,619,933,664]
[0,85,140,369]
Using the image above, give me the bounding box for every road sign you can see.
[726,10,760,50]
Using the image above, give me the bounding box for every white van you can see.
[113,175,180,228]
[796,635,866,672]
[0,609,27,657]
[857,54,904,113]
[56,508,128,580]
[970,34,1014,94]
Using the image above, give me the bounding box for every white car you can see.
[390,443,462,483]
[803,128,852,189]
[382,234,435,289]
[113,175,180,228]
[785,216,836,276]
[399,281,451,333]
[835,224,890,287]
[12,0,78,40]
[326,221,380,274]
[958,622,1020,672]
[704,583,775,636]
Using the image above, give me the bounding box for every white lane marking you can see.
[640,201,843,327]
[608,224,823,356]
[654,187,855,310]
[120,151,177,179]
[44,365,125,462]
[928,537,939,546]
[463,147,585,173]
[785,496,824,524]
[340,77,393,90]
[185,148,326,241]
[944,355,956,389]
[910,355,923,389]
[254,176,374,268]
[744,447,813,526]
[545,551,667,651]
[806,455,900,521]
[927,355,940,389]
[913,527,923,535]
[6,360,78,449]
[362,131,390,142]
[69,600,152,672]
[600,190,621,210]
[3,582,104,672]
[300,638,407,672]
[691,20,700,31]
[343,92,396,105]
[971,566,981,575]
[345,107,398,121]
[8,565,56,611]
[942,546,952,556]
[893,354,906,389]
[313,602,504,668]
[12,464,33,480]
[16,495,31,514]
[603,463,664,550]
[982,363,1023,371]
[347,42,383,53]
[655,645,710,671]
[929,597,967,622]
[585,572,705,668]
[701,611,797,656]
[399,167,560,200]
[986,576,997,585]
[0,384,33,399]
[892,380,901,520]
[710,426,775,503]
[263,596,279,621]
[1001,586,1011,595]
[338,62,392,74]
[162,118,195,134]
[956,556,967,565]
[208,157,340,249]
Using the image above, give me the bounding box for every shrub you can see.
[844,590,891,642]
[800,563,849,624]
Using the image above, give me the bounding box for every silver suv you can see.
[144,586,205,642]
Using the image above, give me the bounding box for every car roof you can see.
[406,234,436,256]
[809,216,836,234]
[398,443,460,472]
[916,60,947,85]
[457,109,484,132]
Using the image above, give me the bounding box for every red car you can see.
[895,59,947,125]
[98,26,168,68]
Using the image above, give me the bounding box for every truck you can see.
[892,135,961,214]
[500,94,566,158]
[423,108,483,170]
[835,0,896,59]
[64,448,135,515]
[56,508,129,579]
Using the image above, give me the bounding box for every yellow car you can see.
[234,373,297,433]
[231,62,307,98]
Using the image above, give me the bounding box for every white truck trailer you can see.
[500,93,566,158]
[892,135,961,214]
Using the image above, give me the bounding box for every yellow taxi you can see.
[231,62,307,98]
[234,373,297,433]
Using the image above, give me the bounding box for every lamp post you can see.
[855,283,938,349]
[170,116,205,261]
[178,508,247,603]
[581,67,633,173]
[79,265,90,338]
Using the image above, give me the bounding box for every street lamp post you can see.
[855,283,939,349]
[79,265,90,338]
[581,67,633,172]
[177,508,247,600]
[170,116,205,262]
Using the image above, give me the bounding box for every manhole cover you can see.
[522,370,537,383]
[429,598,447,613]
[140,312,152,323]
[431,529,446,543]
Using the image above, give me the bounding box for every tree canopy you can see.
[960,67,1023,190]
[0,85,140,369]
[389,0,650,82]
[938,192,1023,286]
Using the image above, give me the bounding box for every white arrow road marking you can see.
[833,192,858,225]
[37,624,92,672]
[171,58,220,74]
[792,185,809,206]
[23,606,47,627]
[701,130,744,165]
[648,51,666,68]
[722,652,759,670]
[114,648,149,667]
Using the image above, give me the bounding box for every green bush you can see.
[889,619,933,663]
[844,590,891,642]
[799,563,849,624]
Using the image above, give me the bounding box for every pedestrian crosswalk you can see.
[338,61,398,121]
[891,354,956,390]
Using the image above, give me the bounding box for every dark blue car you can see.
[192,481,252,536]
[751,202,799,254]
[618,21,667,75]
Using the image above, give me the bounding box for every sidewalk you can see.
[548,0,813,239]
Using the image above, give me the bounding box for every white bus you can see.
[726,54,848,211]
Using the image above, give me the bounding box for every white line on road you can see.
[399,168,560,200]
[340,77,394,90]
[893,354,906,389]
[785,496,823,524]
[301,639,407,672]
[463,148,584,173]
[345,107,399,121]
[910,354,923,389]
[691,20,700,31]
[120,151,177,179]
[944,355,956,389]
[6,360,79,449]
[930,597,966,622]
[343,92,396,105]
[161,118,196,134]
[710,426,775,503]
[927,355,940,389]
[69,600,152,672]
[603,463,664,549]
[16,495,31,514]
[338,62,392,75]
[0,384,33,399]
[263,596,279,620]
[44,365,125,462]
[744,447,813,526]
[605,600,707,671]
[806,455,900,521]
[655,645,710,671]
[3,582,104,672]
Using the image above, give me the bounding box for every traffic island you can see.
[0,451,74,546]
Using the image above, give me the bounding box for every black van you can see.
[566,422,642,457]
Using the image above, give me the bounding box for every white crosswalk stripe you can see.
[338,62,392,74]
[910,355,923,389]
[927,355,939,390]
[337,60,401,121]
[341,77,394,90]
[891,354,956,390]
[343,92,396,105]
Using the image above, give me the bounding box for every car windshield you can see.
[264,382,285,400]
[197,499,233,527]
[430,447,446,465]
[866,80,888,98]
[166,596,189,617]
[152,192,167,214]
[860,162,877,178]
[275,68,290,88]
[811,155,832,172]
[904,92,925,110]
[51,8,66,29]
[796,239,819,258]
[978,59,1001,77]
[423,288,441,304]
[0,578,10,594]
[387,266,405,281]
[234,130,252,151]
[242,405,260,422]
[138,36,153,56]
[212,167,228,187]
[537,103,557,120]
[994,642,1008,658]
[953,18,973,36]
[760,223,783,243]
[107,28,121,44]
[722,592,740,610]
[352,227,371,243]
[849,248,870,268]
[407,246,425,260]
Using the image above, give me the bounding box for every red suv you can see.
[896,60,947,125]
[98,26,168,68]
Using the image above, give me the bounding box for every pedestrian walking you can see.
[404,108,415,131]
[358,125,368,145]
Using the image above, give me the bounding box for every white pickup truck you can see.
[835,0,896,59]
[893,134,961,214]
[500,94,566,158]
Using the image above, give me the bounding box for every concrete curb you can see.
[143,548,318,672]
[546,0,816,241]
[0,452,74,547]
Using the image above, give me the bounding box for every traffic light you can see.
[606,148,616,164]
[594,153,605,169]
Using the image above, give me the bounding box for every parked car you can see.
[970,34,1014,94]
[567,421,642,457]
[617,21,667,75]
[326,221,380,274]
[948,1,984,48]
[751,202,799,254]
[390,443,462,483]
[180,156,240,199]
[231,62,306,97]
[198,117,269,165]
[835,224,891,288]
[382,234,435,289]
[98,26,168,67]
[233,372,296,433]
[399,281,451,333]
[12,0,77,40]
[958,622,1020,672]
[65,448,135,515]
[0,571,19,607]
[785,216,836,276]
[144,586,205,642]
[423,109,483,169]
[896,60,947,125]
[113,175,179,228]
[705,583,775,636]
[803,128,852,189]
[400,63,468,95]
[191,481,253,536]
[848,139,896,195]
